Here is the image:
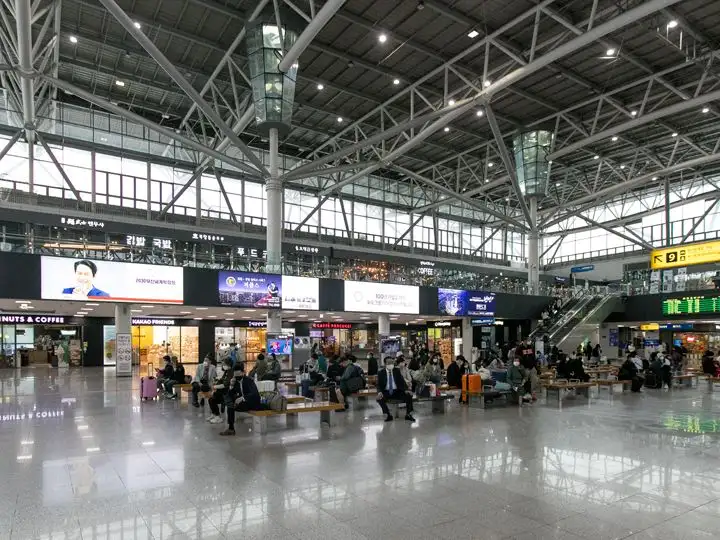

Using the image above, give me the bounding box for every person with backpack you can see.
[220,362,260,436]
[619,355,642,392]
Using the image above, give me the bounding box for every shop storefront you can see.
[103,318,200,368]
[427,320,462,364]
[310,322,355,357]
[214,320,267,370]
[0,314,85,368]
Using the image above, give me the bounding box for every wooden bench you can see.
[178,384,193,401]
[465,388,521,409]
[595,379,631,394]
[672,373,699,389]
[545,381,595,404]
[385,393,454,416]
[246,401,345,433]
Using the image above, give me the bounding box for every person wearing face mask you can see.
[377,357,415,422]
[395,354,412,389]
[207,358,233,424]
[507,358,529,404]
[191,354,217,408]
[423,354,442,384]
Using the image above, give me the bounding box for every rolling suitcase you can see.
[461,374,482,403]
[140,363,158,400]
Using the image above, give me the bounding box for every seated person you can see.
[163,356,186,398]
[326,356,346,383]
[156,355,173,392]
[487,356,505,370]
[207,357,233,424]
[445,356,463,389]
[567,354,590,382]
[339,356,365,410]
[248,353,267,380]
[264,353,282,381]
[191,355,216,408]
[220,362,261,436]
[555,354,570,379]
[377,357,415,422]
[423,354,442,384]
[619,356,642,392]
[300,354,325,385]
[396,355,412,390]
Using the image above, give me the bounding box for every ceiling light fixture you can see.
[483,80,491,87]
[672,132,678,137]
[702,107,710,114]
[630,110,637,116]
[69,36,78,44]
[317,83,324,90]
[476,110,484,117]
[416,0,424,10]
[443,126,450,132]
[606,48,616,56]
[115,80,125,87]
[468,30,479,39]
[593,155,600,160]
[448,99,455,106]
[378,33,387,43]
[133,21,141,29]
[652,176,658,181]
[611,136,618,141]
[488,162,494,167]
[337,116,343,123]
[620,164,626,169]
[667,20,678,29]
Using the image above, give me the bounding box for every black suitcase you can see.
[644,372,661,389]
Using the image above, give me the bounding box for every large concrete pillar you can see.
[114,304,132,377]
[528,196,540,295]
[266,127,282,334]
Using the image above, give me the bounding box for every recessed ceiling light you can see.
[488,162,494,167]
[285,311,296,314]
[448,99,455,106]
[69,36,78,44]
[244,309,256,312]
[611,136,618,141]
[86,303,99,306]
[14,300,29,304]
[161,113,170,119]
[468,30,479,39]
[141,305,154,308]
[179,311,192,314]
[671,132,678,137]
[593,155,600,160]
[133,21,141,29]
[317,83,324,90]
[476,110,484,117]
[393,78,400,85]
[74,313,86,317]
[224,312,234,315]
[652,176,658,181]
[555,182,561,187]
[378,34,387,43]
[443,126,450,132]
[505,197,510,201]
[606,48,616,56]
[667,20,678,29]
[620,164,626,169]
[483,80,491,87]
[115,80,125,87]
[548,160,553,164]
[630,110,637,116]
[337,116,343,123]
[130,309,142,313]
[207,315,217,318]
[193,317,202,320]
[702,107,710,114]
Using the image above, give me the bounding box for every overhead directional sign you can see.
[651,240,720,270]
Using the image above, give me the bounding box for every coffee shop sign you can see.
[0,315,66,324]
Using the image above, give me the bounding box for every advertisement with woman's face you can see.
[41,256,184,304]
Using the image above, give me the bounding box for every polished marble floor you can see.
[1,366,720,539]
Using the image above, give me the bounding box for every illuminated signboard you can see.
[662,295,720,316]
[651,240,720,270]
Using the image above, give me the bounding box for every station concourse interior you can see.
[2,0,720,539]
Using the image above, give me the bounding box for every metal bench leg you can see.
[547,388,561,404]
[253,416,267,435]
[432,399,446,414]
[286,413,298,429]
[320,409,334,427]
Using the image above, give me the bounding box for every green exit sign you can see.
[662,296,720,316]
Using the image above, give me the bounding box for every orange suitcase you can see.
[462,373,482,396]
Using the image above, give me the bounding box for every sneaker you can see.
[385,414,394,422]
[209,416,224,424]
[206,415,215,422]
[405,414,416,422]
[219,429,235,436]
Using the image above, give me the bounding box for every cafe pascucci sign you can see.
[0,314,67,324]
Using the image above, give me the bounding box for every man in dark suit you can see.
[377,356,415,422]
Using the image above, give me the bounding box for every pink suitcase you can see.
[140,363,157,400]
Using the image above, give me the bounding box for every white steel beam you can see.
[14,0,35,140]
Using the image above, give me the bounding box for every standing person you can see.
[264,353,281,381]
[377,357,415,422]
[366,352,378,376]
[220,362,261,436]
[584,342,592,362]
[249,353,267,380]
[519,339,539,400]
[591,344,602,364]
[229,344,239,369]
[207,357,233,424]
[191,355,216,408]
[507,358,529,404]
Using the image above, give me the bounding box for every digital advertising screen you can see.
[281,276,319,310]
[267,335,293,355]
[344,281,419,314]
[218,271,281,308]
[438,288,496,317]
[41,256,183,304]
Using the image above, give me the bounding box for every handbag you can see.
[268,392,288,412]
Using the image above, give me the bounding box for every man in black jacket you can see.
[220,362,261,436]
[377,357,415,422]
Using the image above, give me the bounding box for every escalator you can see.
[529,290,591,341]
[553,295,622,351]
